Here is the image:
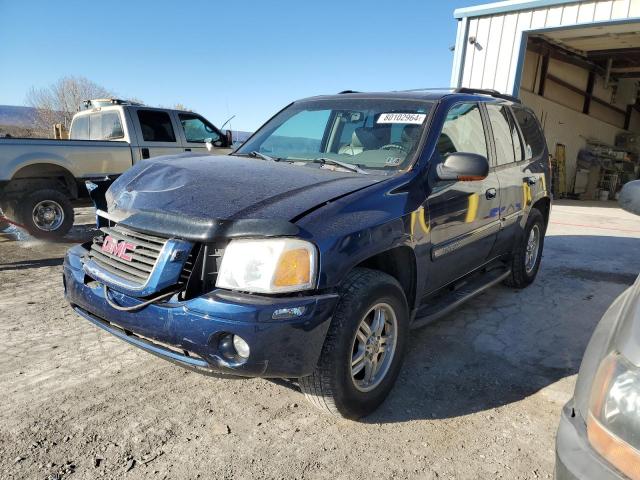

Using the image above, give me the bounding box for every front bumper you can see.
[555,401,625,480]
[63,244,338,378]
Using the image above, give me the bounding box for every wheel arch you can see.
[9,163,78,198]
[353,245,417,310]
[531,196,551,229]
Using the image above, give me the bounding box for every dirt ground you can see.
[1,201,639,480]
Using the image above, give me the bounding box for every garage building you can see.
[451,0,640,200]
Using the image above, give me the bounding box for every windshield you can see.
[236,98,433,172]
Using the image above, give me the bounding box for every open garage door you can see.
[519,21,640,200]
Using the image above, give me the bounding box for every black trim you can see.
[116,210,300,242]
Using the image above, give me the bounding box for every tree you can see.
[26,76,112,137]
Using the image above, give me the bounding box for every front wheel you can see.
[504,208,545,288]
[299,268,409,419]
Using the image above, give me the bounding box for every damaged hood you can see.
[104,154,382,240]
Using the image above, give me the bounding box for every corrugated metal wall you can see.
[452,0,640,94]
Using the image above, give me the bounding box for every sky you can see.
[0,0,489,132]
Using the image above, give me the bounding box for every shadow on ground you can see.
[275,235,640,424]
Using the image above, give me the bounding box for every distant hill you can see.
[0,105,37,127]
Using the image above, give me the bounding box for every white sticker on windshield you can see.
[377,113,426,124]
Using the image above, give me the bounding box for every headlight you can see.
[587,352,640,480]
[215,238,317,294]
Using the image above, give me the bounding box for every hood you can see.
[104,154,382,240]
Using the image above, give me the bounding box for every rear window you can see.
[70,111,124,141]
[512,107,546,159]
[137,110,176,142]
[70,116,89,139]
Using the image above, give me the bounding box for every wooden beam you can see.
[539,53,550,96]
[624,105,633,130]
[583,71,595,114]
[546,73,628,116]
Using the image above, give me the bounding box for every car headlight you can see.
[215,238,317,294]
[587,352,640,480]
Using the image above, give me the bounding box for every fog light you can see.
[232,335,250,359]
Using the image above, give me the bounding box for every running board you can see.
[411,268,511,329]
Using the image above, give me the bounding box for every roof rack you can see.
[81,98,145,110]
[453,88,521,103]
[338,90,360,94]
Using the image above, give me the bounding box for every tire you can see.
[504,208,545,288]
[17,189,75,240]
[299,268,409,419]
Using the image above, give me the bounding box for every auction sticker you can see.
[377,113,426,124]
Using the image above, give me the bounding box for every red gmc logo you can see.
[101,235,136,261]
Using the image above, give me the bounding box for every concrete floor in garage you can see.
[0,200,639,480]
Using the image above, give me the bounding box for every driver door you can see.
[423,102,501,294]
[176,112,233,155]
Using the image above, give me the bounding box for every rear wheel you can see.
[299,268,409,419]
[504,208,545,288]
[17,189,74,240]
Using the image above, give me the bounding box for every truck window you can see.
[89,113,103,141]
[101,111,124,140]
[137,110,176,142]
[178,113,220,143]
[70,116,89,140]
[438,103,487,158]
[486,104,522,165]
[512,107,545,159]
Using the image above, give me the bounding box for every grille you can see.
[89,224,167,285]
[180,243,226,300]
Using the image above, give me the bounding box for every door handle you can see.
[141,147,150,159]
[184,148,191,152]
[485,188,497,199]
[526,176,537,185]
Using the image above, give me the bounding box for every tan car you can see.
[0,99,233,238]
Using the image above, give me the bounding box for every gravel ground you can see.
[1,201,639,480]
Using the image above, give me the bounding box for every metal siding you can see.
[482,15,506,88]
[453,0,640,94]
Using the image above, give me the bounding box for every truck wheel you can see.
[17,189,75,240]
[299,268,409,419]
[504,208,545,288]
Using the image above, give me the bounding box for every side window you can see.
[137,110,176,142]
[512,107,546,159]
[179,113,220,143]
[70,116,89,140]
[438,103,487,158]
[486,104,522,165]
[101,111,124,140]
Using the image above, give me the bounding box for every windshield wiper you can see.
[249,151,278,162]
[312,158,368,174]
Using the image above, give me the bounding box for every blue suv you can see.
[64,88,551,418]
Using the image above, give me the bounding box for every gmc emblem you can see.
[101,235,136,262]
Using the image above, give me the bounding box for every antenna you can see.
[220,114,235,130]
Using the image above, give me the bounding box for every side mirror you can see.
[436,152,489,181]
[619,180,640,216]
[225,129,233,147]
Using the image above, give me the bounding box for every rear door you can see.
[175,112,233,155]
[424,102,502,293]
[485,103,542,256]
[131,108,183,159]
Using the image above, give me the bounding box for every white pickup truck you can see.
[0,99,233,238]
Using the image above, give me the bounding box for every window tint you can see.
[512,107,546,159]
[438,103,487,158]
[137,110,176,142]
[70,116,89,140]
[101,111,124,140]
[179,113,220,143]
[486,104,522,165]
